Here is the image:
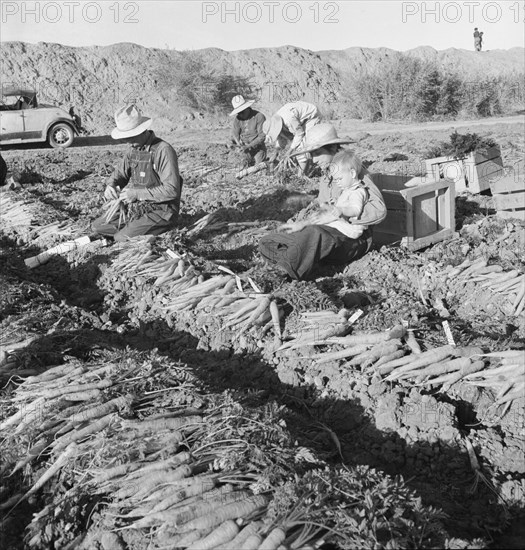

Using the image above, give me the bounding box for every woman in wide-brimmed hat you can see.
[229,95,267,167]
[291,123,354,202]
[92,104,183,241]
[262,101,322,175]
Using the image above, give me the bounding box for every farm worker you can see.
[258,150,386,280]
[263,101,322,175]
[92,104,182,241]
[474,28,481,51]
[290,123,354,203]
[230,95,267,167]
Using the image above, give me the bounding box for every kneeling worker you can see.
[259,150,386,280]
[230,95,267,167]
[92,104,182,241]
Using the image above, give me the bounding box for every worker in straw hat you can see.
[92,104,182,241]
[262,101,322,175]
[291,123,355,203]
[230,95,267,167]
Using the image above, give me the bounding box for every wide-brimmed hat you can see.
[111,104,152,139]
[290,123,354,156]
[262,115,283,143]
[229,95,255,116]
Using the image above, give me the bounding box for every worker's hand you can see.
[308,206,341,225]
[279,221,308,233]
[119,188,137,204]
[104,185,119,201]
[268,151,279,164]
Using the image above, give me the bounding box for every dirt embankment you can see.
[1,41,523,135]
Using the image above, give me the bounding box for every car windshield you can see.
[1,92,38,110]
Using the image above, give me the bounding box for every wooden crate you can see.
[489,160,525,222]
[426,145,503,194]
[371,173,456,251]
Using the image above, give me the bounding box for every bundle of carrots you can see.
[30,220,76,243]
[463,350,524,416]
[0,194,35,227]
[1,347,342,550]
[103,197,127,228]
[277,309,367,353]
[159,271,284,340]
[445,257,524,316]
[305,325,407,370]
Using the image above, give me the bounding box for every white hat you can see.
[262,115,284,143]
[111,104,152,139]
[229,95,256,117]
[290,123,354,156]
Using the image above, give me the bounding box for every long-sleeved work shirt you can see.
[107,131,182,212]
[231,110,266,148]
[275,101,321,151]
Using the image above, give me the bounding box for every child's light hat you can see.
[290,123,354,157]
[111,104,152,139]
[229,95,256,116]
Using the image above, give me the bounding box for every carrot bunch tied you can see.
[103,197,127,229]
[445,257,524,316]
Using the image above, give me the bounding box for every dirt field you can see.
[1,118,524,549]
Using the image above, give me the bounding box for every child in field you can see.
[259,150,386,280]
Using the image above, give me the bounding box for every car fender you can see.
[44,117,79,139]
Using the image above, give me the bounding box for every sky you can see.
[0,0,524,52]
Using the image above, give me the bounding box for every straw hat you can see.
[262,115,283,143]
[290,123,354,156]
[229,95,256,116]
[111,104,152,139]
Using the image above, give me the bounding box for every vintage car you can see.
[0,87,82,148]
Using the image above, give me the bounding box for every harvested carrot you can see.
[373,349,406,369]
[149,477,218,514]
[240,534,264,550]
[187,519,239,550]
[406,331,422,354]
[23,443,78,500]
[385,345,457,380]
[312,345,369,365]
[214,521,263,550]
[178,494,268,533]
[269,301,282,339]
[438,360,485,390]
[122,415,202,434]
[125,452,192,480]
[259,527,287,550]
[352,340,401,368]
[413,357,472,382]
[52,413,116,452]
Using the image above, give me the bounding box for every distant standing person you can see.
[92,104,182,241]
[230,95,267,167]
[479,31,484,51]
[263,101,322,175]
[474,28,481,51]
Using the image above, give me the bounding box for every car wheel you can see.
[48,123,74,148]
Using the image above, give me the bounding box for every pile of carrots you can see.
[0,194,35,227]
[0,193,80,248]
[0,350,356,550]
[445,257,524,316]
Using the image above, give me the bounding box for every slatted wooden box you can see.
[489,160,525,222]
[371,173,456,251]
[425,145,503,194]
